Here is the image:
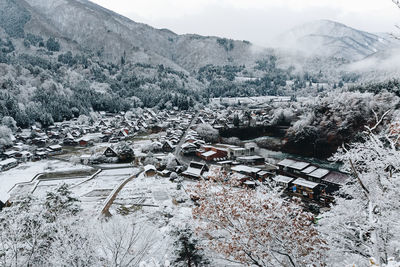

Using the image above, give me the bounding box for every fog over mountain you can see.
[0,0,399,127]
[275,19,399,61]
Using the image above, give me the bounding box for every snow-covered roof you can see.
[301,165,318,174]
[308,168,330,179]
[231,165,261,174]
[3,150,18,156]
[289,161,310,170]
[0,158,18,166]
[277,159,296,167]
[273,175,294,184]
[323,172,349,185]
[49,144,62,150]
[237,155,264,160]
[293,178,319,189]
[182,167,202,178]
[144,165,157,172]
[182,142,197,149]
[202,150,217,157]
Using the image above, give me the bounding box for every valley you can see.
[0,0,400,266]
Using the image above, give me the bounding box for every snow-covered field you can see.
[108,174,195,263]
[0,160,92,202]
[72,167,139,213]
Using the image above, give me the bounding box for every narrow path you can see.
[100,170,142,217]
[174,112,199,166]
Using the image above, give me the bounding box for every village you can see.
[0,102,350,214]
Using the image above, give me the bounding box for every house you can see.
[273,175,294,188]
[231,165,261,179]
[181,143,197,155]
[144,165,157,177]
[291,178,321,200]
[34,149,48,160]
[228,147,249,159]
[277,159,310,176]
[0,158,18,171]
[48,144,62,155]
[182,161,209,179]
[237,155,265,165]
[158,169,172,177]
[63,133,77,146]
[78,138,90,147]
[162,140,175,152]
[306,168,330,183]
[117,129,129,138]
[321,171,350,194]
[3,150,18,158]
[196,145,228,161]
[104,147,118,157]
[15,151,32,162]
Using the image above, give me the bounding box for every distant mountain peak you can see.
[275,19,397,61]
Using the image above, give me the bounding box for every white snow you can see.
[0,160,92,202]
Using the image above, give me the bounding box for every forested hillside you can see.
[0,0,397,129]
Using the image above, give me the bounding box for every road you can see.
[100,170,142,217]
[174,112,199,167]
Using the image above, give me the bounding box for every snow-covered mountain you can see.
[276,19,398,61]
[6,0,258,72]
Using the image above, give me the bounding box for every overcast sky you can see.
[91,0,400,46]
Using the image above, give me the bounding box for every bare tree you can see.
[96,217,155,267]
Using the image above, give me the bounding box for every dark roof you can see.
[322,172,350,186]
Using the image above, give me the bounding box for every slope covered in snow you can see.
[276,19,398,61]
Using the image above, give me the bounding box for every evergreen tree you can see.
[43,183,81,223]
[172,227,209,267]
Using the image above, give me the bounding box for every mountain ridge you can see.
[276,19,397,61]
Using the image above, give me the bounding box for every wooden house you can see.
[104,147,118,157]
[162,140,175,152]
[0,158,18,171]
[144,165,157,177]
[291,178,321,200]
[182,161,209,179]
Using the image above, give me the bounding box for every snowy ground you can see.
[1,160,92,202]
[107,174,193,263]
[72,167,139,213]
[107,174,243,266]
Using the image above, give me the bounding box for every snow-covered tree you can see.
[96,217,154,267]
[190,175,327,266]
[171,226,210,267]
[319,113,400,266]
[196,124,219,143]
[1,116,17,132]
[0,125,13,147]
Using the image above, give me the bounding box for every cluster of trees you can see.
[195,123,219,143]
[0,34,205,128]
[284,91,399,158]
[350,79,400,97]
[216,38,235,51]
[198,58,337,99]
[0,184,155,267]
[190,171,327,266]
[187,120,400,266]
[319,117,400,266]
